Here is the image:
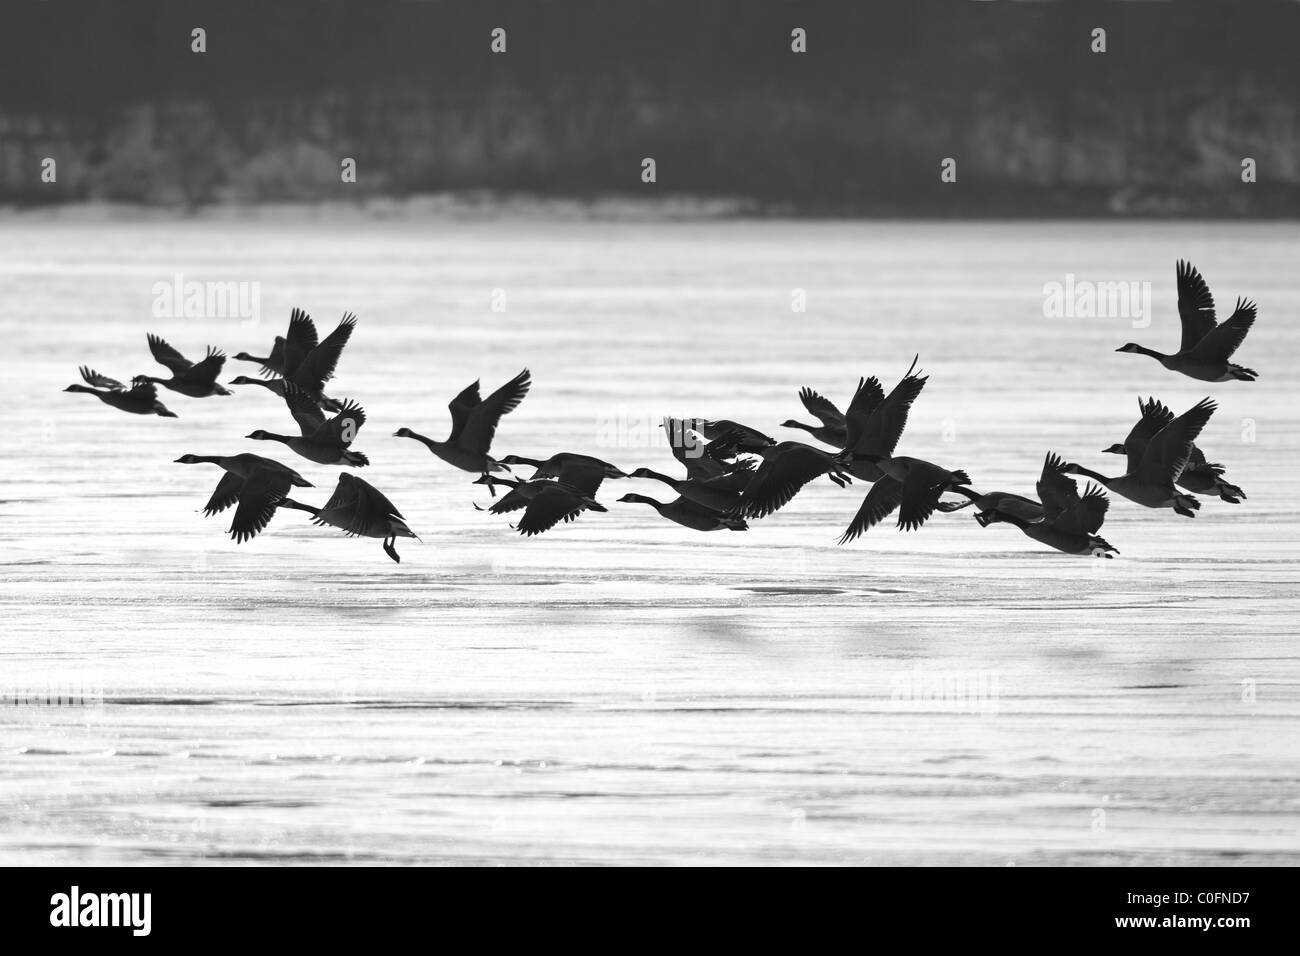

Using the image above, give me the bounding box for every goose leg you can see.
[383,537,400,563]
[482,470,498,498]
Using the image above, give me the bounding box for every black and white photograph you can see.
[0,0,1296,921]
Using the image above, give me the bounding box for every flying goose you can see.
[473,457,610,536]
[693,419,776,454]
[230,311,356,411]
[627,466,752,513]
[233,307,317,378]
[981,454,1118,558]
[838,455,970,542]
[726,441,853,520]
[394,368,531,480]
[280,473,419,563]
[936,488,1045,526]
[141,334,232,397]
[64,367,177,417]
[247,382,369,467]
[1101,397,1246,503]
[1116,261,1257,381]
[173,452,312,543]
[498,451,626,481]
[781,388,848,447]
[617,494,748,531]
[1064,397,1217,517]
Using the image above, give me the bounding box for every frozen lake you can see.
[1,214,1298,864]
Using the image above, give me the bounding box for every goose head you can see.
[232,352,256,362]
[1115,343,1143,354]
[245,430,274,441]
[63,384,91,393]
[1101,443,1126,455]
[228,375,258,386]
[392,427,415,438]
[174,454,202,464]
[617,493,654,505]
[627,467,658,479]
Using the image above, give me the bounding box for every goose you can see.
[627,466,752,513]
[140,334,232,397]
[661,417,753,481]
[230,311,356,411]
[173,452,312,542]
[1101,397,1245,503]
[781,388,847,447]
[1063,397,1217,517]
[498,451,626,481]
[693,419,775,454]
[279,473,419,563]
[981,454,1118,558]
[726,441,853,520]
[64,367,177,417]
[838,455,971,542]
[394,368,531,481]
[233,307,317,378]
[246,382,369,467]
[1116,261,1257,381]
[618,494,748,531]
[936,488,1044,526]
[472,457,610,536]
[842,356,928,482]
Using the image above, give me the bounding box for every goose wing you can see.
[799,387,845,428]
[228,470,290,543]
[447,380,482,443]
[147,333,192,374]
[663,418,723,480]
[852,359,927,456]
[1052,483,1109,536]
[1176,260,1217,352]
[311,398,366,447]
[281,308,319,376]
[203,471,244,516]
[176,346,225,385]
[1137,398,1217,485]
[352,475,404,520]
[124,378,161,403]
[734,443,833,519]
[839,475,903,544]
[516,487,585,536]
[897,463,950,532]
[460,368,531,455]
[487,486,531,515]
[291,312,356,391]
[1036,452,1081,521]
[282,381,328,436]
[843,375,886,450]
[79,366,124,390]
[556,458,606,497]
[1189,298,1255,363]
[257,336,287,377]
[315,475,371,536]
[1122,397,1174,474]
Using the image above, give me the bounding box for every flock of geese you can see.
[64,261,1256,562]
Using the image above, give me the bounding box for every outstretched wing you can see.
[312,398,366,447]
[839,476,903,544]
[1036,452,1081,521]
[291,312,356,391]
[282,381,328,435]
[516,487,586,536]
[1138,398,1217,485]
[843,375,886,451]
[897,465,949,532]
[228,470,290,543]
[460,368,531,455]
[147,333,192,374]
[1052,483,1109,536]
[1176,260,1217,352]
[799,387,845,429]
[556,459,606,498]
[447,380,482,443]
[204,471,244,516]
[851,358,927,457]
[663,417,723,480]
[282,308,319,376]
[732,445,834,519]
[1122,397,1174,475]
[79,366,124,390]
[352,475,403,520]
[177,346,225,385]
[1190,298,1255,363]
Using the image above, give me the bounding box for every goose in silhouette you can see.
[279,473,419,563]
[981,454,1118,558]
[781,388,848,447]
[838,455,970,542]
[628,465,753,513]
[141,334,232,397]
[1064,397,1217,517]
[173,453,312,542]
[841,357,928,482]
[694,419,776,454]
[394,368,531,482]
[233,307,317,378]
[64,367,177,417]
[498,451,626,481]
[1101,397,1246,503]
[618,494,749,531]
[247,382,369,467]
[473,457,610,536]
[725,441,853,520]
[1116,261,1257,381]
[936,488,1044,526]
[230,311,356,411]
